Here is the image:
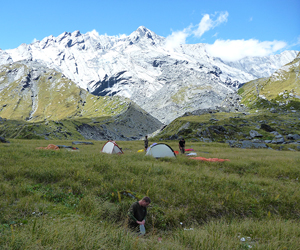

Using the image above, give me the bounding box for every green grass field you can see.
[1,139,299,249]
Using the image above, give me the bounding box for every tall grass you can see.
[0,139,299,249]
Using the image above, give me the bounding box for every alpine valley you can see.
[0,26,299,141]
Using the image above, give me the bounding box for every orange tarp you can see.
[36,144,60,150]
[189,157,229,162]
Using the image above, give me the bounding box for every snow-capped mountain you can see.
[0,26,298,123]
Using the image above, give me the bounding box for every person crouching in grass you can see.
[127,196,151,235]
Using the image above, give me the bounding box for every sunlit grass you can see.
[1,139,299,249]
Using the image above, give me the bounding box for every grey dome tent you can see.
[146,143,176,158]
[101,141,123,154]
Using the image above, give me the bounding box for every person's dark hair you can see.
[142,196,151,203]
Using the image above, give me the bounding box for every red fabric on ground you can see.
[189,157,229,162]
[185,148,194,151]
[36,144,60,150]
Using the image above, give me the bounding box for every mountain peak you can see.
[137,26,150,33]
[131,26,154,38]
[128,26,160,44]
[72,30,81,37]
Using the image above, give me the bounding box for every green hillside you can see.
[0,62,163,140]
[238,52,300,110]
[0,62,130,122]
[0,106,161,141]
[153,110,300,151]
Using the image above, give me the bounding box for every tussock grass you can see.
[0,139,299,249]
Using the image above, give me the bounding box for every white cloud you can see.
[165,29,190,50]
[32,38,38,43]
[89,29,127,40]
[89,29,100,37]
[117,34,127,39]
[206,39,287,61]
[163,11,288,60]
[287,35,300,50]
[193,11,228,37]
[165,12,228,50]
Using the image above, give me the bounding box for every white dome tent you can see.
[101,141,123,154]
[146,143,176,158]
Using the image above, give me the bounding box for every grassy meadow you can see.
[0,139,300,249]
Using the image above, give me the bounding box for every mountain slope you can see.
[0,26,298,123]
[0,60,163,140]
[238,52,300,109]
[0,60,131,121]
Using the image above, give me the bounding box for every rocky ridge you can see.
[0,103,163,141]
[155,109,300,151]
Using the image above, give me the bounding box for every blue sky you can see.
[1,0,299,61]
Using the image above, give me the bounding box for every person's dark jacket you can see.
[127,201,147,228]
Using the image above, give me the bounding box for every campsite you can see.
[1,138,300,249]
